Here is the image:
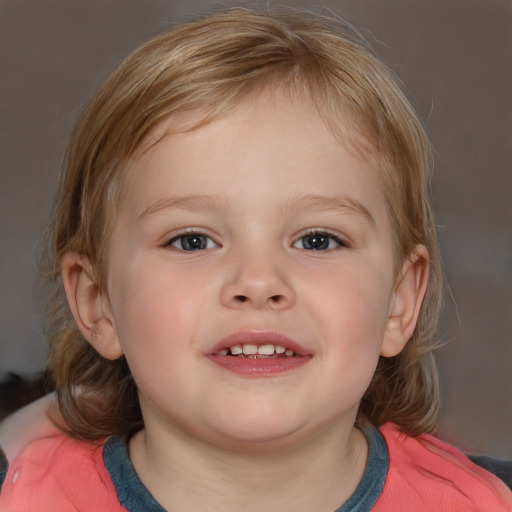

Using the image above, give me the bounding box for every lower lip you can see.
[206,355,311,376]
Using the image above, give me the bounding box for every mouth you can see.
[207,331,311,376]
[216,343,296,358]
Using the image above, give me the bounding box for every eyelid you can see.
[163,228,221,249]
[292,229,350,249]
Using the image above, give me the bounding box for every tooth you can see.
[218,349,228,356]
[275,345,286,354]
[285,349,294,357]
[257,344,275,355]
[230,345,243,355]
[242,344,258,355]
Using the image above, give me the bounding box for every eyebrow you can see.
[138,194,224,220]
[138,192,375,226]
[282,194,376,226]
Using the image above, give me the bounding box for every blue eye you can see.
[293,232,344,251]
[168,233,218,251]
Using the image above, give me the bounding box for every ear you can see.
[380,245,429,357]
[61,252,123,360]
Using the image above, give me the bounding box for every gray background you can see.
[1,0,511,457]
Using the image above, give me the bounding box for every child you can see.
[1,7,511,511]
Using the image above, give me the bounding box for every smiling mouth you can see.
[208,333,310,376]
[216,343,296,358]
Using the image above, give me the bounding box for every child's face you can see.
[98,91,416,449]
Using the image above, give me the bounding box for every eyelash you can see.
[164,229,348,252]
[292,230,348,251]
[165,231,219,251]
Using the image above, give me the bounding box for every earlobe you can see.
[380,245,429,357]
[61,252,123,360]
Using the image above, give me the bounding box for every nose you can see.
[220,249,296,311]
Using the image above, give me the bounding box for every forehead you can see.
[134,83,379,161]
[117,90,387,220]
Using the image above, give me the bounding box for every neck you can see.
[129,419,369,512]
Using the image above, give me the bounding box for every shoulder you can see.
[0,433,127,511]
[373,423,512,512]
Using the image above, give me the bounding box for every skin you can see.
[62,89,428,511]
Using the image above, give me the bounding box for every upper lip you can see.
[208,330,311,356]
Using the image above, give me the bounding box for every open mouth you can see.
[208,332,310,375]
[216,343,296,358]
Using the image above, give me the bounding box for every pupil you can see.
[304,234,329,250]
[182,235,206,250]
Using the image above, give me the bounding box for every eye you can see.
[293,231,345,251]
[167,233,219,251]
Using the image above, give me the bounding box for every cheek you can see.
[306,263,393,353]
[108,271,200,404]
[109,262,198,355]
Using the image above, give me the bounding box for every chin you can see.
[204,412,311,451]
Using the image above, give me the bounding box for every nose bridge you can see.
[221,240,295,310]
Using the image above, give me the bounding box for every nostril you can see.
[229,293,291,308]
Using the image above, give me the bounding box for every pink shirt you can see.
[1,423,511,511]
[374,424,512,511]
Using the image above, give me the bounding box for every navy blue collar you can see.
[334,424,388,511]
[103,424,388,512]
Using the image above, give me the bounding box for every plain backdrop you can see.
[1,0,511,457]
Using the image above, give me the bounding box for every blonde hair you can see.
[42,7,443,440]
